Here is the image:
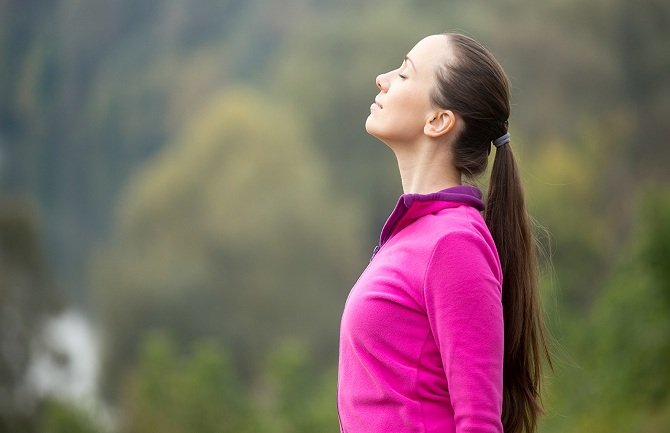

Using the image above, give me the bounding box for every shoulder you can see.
[421,205,496,255]
[430,231,497,272]
[424,210,503,289]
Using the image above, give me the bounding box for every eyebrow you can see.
[404,55,417,71]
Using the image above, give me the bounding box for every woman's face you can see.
[365,34,451,144]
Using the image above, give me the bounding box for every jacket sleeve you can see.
[424,231,504,433]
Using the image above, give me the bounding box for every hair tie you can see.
[492,132,510,148]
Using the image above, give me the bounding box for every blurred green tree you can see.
[541,188,670,433]
[121,331,256,433]
[39,400,102,433]
[263,339,338,433]
[121,332,340,433]
[522,127,617,311]
[92,86,364,399]
[0,200,60,433]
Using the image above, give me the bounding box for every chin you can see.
[365,116,380,137]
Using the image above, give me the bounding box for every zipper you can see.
[341,195,410,431]
[370,198,409,261]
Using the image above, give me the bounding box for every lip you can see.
[374,98,383,109]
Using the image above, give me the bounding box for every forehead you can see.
[406,34,451,72]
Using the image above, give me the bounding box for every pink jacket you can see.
[338,186,504,433]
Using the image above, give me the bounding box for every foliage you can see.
[121,332,256,433]
[0,199,61,433]
[92,86,364,397]
[39,400,103,433]
[120,332,338,433]
[263,339,339,433]
[540,189,670,433]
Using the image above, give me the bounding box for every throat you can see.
[390,138,462,194]
[397,157,461,194]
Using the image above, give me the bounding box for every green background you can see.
[1,0,669,431]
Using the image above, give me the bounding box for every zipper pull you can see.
[370,245,380,261]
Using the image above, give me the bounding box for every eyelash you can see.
[398,73,408,79]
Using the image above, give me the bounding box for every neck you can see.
[392,139,461,194]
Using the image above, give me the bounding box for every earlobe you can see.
[424,110,456,138]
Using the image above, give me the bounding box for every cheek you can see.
[388,82,425,111]
[392,91,429,127]
[401,87,431,113]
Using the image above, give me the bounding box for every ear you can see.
[424,110,457,138]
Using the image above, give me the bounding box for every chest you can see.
[340,232,437,357]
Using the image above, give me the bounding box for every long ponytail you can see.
[485,142,551,433]
[432,33,552,433]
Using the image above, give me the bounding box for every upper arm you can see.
[424,231,504,433]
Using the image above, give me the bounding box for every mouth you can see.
[374,99,383,109]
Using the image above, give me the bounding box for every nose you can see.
[376,71,390,92]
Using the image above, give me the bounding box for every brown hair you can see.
[431,33,551,433]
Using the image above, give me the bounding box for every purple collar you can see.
[372,185,484,258]
[400,185,484,211]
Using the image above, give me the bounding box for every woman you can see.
[337,33,551,433]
